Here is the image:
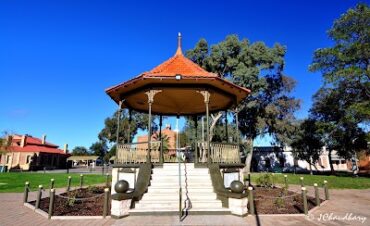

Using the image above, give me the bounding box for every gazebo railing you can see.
[116,141,161,164]
[197,142,241,164]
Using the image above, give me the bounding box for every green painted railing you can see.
[116,141,161,164]
[197,142,241,164]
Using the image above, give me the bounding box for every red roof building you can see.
[137,124,177,151]
[0,134,69,171]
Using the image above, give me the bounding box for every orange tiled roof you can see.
[142,50,217,77]
[141,34,217,78]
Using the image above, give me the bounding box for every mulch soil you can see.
[253,187,323,214]
[29,186,110,216]
[29,186,322,216]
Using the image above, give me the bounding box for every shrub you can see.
[66,191,77,207]
[274,197,285,208]
[87,186,101,194]
[256,173,276,188]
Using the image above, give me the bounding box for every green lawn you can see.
[0,173,107,193]
[249,173,370,189]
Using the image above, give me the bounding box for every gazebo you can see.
[106,34,251,217]
[106,33,250,165]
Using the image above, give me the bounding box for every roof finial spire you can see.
[175,32,182,55]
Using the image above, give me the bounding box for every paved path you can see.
[0,186,369,226]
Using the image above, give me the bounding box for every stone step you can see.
[152,171,210,177]
[148,182,213,191]
[129,207,230,215]
[153,166,208,170]
[151,169,209,173]
[151,177,210,181]
[150,180,213,184]
[146,187,214,193]
[135,200,223,209]
[162,163,196,167]
[150,175,210,178]
[140,194,218,201]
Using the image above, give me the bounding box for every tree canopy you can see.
[98,109,154,144]
[291,119,324,174]
[71,146,89,156]
[89,141,108,158]
[309,3,370,122]
[308,3,369,172]
[186,35,300,145]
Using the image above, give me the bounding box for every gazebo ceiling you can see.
[106,34,250,115]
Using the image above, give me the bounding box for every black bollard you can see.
[23,182,30,203]
[301,187,308,215]
[103,188,109,218]
[314,183,320,206]
[80,174,84,188]
[50,178,55,189]
[48,189,55,220]
[248,186,255,215]
[67,176,71,192]
[324,180,329,200]
[35,185,43,209]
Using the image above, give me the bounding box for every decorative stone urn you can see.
[115,180,129,193]
[230,180,244,193]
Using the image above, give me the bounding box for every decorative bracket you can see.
[145,90,162,104]
[197,90,211,104]
[118,100,124,112]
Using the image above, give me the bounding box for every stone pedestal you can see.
[111,199,132,218]
[111,168,137,194]
[229,197,248,216]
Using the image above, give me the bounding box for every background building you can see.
[137,124,177,153]
[0,134,69,171]
[252,146,353,173]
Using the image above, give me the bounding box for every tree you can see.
[291,119,324,175]
[309,3,370,122]
[0,132,12,154]
[152,133,170,152]
[104,145,116,163]
[98,110,155,145]
[309,3,370,174]
[186,35,300,172]
[71,146,89,156]
[89,141,108,159]
[311,85,368,174]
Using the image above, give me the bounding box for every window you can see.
[26,156,31,164]
[6,155,10,164]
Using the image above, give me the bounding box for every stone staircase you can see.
[129,163,230,215]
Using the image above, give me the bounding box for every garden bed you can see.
[253,187,322,214]
[29,186,110,216]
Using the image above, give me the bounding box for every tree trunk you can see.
[328,149,335,175]
[309,156,313,175]
[244,138,254,173]
[199,112,222,163]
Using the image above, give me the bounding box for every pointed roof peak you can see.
[138,33,218,77]
[175,32,182,56]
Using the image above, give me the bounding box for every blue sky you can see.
[0,0,364,149]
